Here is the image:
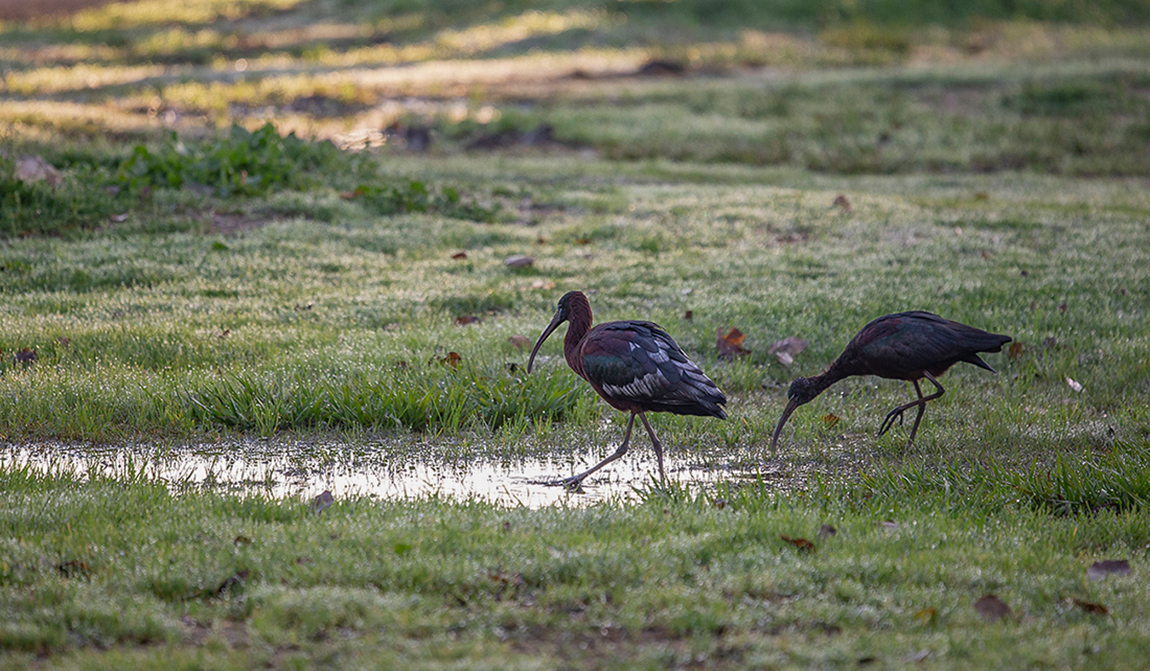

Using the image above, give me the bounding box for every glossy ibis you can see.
[527,291,726,489]
[770,311,1011,453]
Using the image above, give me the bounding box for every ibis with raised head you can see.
[528,291,726,490]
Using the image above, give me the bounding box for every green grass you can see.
[1,465,1149,669]
[3,0,1150,667]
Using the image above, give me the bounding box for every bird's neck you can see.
[563,296,594,375]
[807,360,852,396]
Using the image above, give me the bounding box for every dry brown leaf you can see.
[504,255,534,268]
[1071,598,1108,615]
[233,535,253,546]
[973,594,1012,622]
[716,327,750,361]
[1087,559,1131,581]
[55,337,71,348]
[769,336,808,366]
[294,303,313,311]
[456,315,482,325]
[217,330,230,338]
[508,335,531,350]
[451,251,468,260]
[684,310,693,321]
[913,607,937,624]
[832,194,852,211]
[1008,342,1026,360]
[1059,302,1067,314]
[438,351,462,368]
[712,499,729,510]
[822,413,840,428]
[56,559,91,579]
[779,535,816,552]
[980,249,993,259]
[14,348,37,364]
[574,237,591,245]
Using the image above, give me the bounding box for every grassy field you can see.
[2,0,1150,668]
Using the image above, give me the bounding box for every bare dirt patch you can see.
[0,0,114,21]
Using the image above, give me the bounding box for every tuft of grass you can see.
[858,439,1150,515]
[116,123,353,197]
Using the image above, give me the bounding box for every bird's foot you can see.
[543,476,586,493]
[878,407,907,437]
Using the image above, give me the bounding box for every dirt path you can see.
[0,0,114,20]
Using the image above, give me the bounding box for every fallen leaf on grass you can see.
[768,336,807,366]
[504,255,534,268]
[1008,342,1026,360]
[56,337,71,348]
[451,251,467,260]
[822,413,840,428]
[311,490,335,513]
[14,348,37,365]
[109,213,129,223]
[913,607,937,625]
[779,535,816,552]
[905,649,931,662]
[1087,559,1131,581]
[57,560,91,579]
[1066,377,1084,393]
[508,335,531,349]
[832,194,852,211]
[1071,598,1108,615]
[456,315,482,325]
[973,594,1012,622]
[233,535,252,546]
[684,310,693,321]
[434,351,462,368]
[712,499,729,509]
[817,524,837,538]
[717,327,750,361]
[294,303,313,311]
[879,520,900,530]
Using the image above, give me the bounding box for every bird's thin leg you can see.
[637,413,666,481]
[550,412,635,491]
[879,373,946,442]
[906,373,944,446]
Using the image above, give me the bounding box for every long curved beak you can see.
[527,311,566,374]
[769,397,802,456]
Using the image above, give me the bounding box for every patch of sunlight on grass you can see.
[67,0,307,31]
[0,100,173,139]
[4,63,166,96]
[433,9,608,56]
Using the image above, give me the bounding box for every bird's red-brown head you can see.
[527,291,591,374]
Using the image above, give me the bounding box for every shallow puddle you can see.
[2,441,770,509]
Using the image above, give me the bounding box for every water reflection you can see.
[2,441,764,509]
